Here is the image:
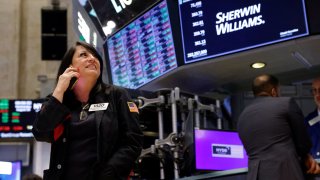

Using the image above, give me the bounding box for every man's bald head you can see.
[252,74,279,97]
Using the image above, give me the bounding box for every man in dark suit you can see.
[305,77,320,161]
[237,74,320,180]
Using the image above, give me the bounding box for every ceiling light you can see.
[102,21,116,36]
[251,62,266,69]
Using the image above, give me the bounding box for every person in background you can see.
[304,77,320,180]
[305,77,320,164]
[237,74,320,180]
[32,41,143,180]
[22,173,43,180]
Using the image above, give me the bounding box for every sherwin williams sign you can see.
[178,0,309,63]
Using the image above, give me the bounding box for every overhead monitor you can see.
[76,0,106,39]
[89,0,160,36]
[178,0,309,64]
[194,129,248,171]
[73,0,106,46]
[106,0,178,89]
[0,99,43,138]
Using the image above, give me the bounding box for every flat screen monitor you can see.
[0,161,21,180]
[74,0,106,40]
[89,0,160,35]
[106,0,178,89]
[0,99,43,138]
[194,129,248,171]
[178,0,309,64]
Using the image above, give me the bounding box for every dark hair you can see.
[57,41,104,83]
[252,74,279,96]
[56,41,105,106]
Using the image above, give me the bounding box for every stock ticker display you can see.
[106,0,178,89]
[0,99,43,138]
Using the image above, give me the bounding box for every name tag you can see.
[89,103,109,112]
[309,116,320,126]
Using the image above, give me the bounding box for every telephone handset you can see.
[68,76,78,90]
[68,65,79,90]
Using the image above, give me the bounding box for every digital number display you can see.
[178,0,309,64]
[0,99,43,138]
[106,0,178,89]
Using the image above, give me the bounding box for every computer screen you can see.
[106,0,178,89]
[0,99,43,138]
[194,129,248,171]
[178,0,309,64]
[75,0,106,40]
[89,0,160,35]
[0,161,21,180]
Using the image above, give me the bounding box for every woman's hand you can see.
[52,66,80,103]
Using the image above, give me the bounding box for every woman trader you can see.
[32,41,143,180]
